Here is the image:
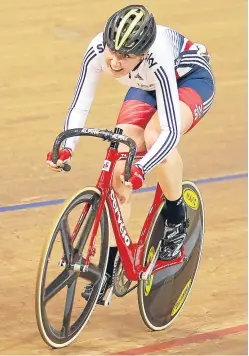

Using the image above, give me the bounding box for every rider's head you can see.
[103,5,157,77]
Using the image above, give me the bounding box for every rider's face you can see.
[104,46,144,78]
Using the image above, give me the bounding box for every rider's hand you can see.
[46,148,72,172]
[120,164,144,190]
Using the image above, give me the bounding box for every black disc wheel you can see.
[138,181,204,330]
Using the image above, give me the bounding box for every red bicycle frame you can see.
[83,146,184,281]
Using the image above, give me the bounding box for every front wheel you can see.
[137,181,204,331]
[35,187,109,348]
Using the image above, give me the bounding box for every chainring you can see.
[113,257,132,297]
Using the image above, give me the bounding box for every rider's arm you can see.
[63,33,104,151]
[136,32,181,175]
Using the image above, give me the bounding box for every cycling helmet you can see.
[103,5,157,55]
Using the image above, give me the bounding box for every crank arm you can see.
[98,286,114,306]
[104,286,114,306]
[126,283,138,294]
[141,241,161,281]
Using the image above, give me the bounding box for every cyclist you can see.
[47,5,215,302]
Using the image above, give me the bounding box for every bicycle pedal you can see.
[97,299,105,306]
[97,286,114,306]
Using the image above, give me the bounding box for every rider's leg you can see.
[106,124,146,277]
[143,101,194,260]
[110,123,146,237]
[144,101,193,225]
[110,92,156,238]
[144,80,215,259]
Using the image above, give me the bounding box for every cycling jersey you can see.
[63,25,213,174]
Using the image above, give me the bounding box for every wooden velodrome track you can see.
[0,0,247,354]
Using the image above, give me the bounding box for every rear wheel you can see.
[35,187,109,348]
[138,181,204,330]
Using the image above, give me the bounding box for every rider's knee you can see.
[144,129,159,151]
[144,128,168,165]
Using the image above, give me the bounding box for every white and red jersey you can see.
[63,25,210,174]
